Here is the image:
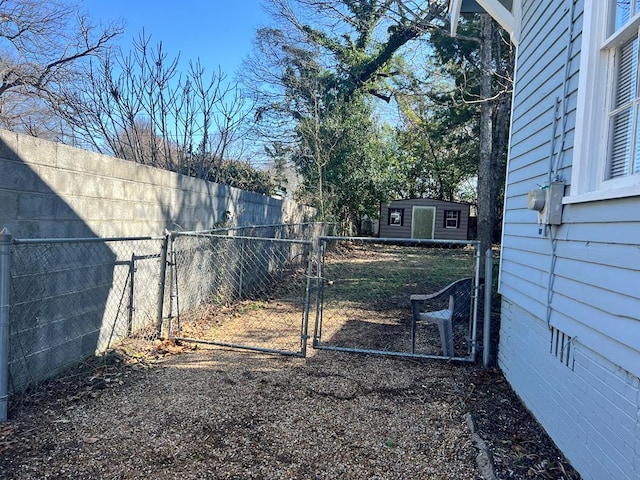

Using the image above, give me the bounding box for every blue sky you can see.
[81,0,270,79]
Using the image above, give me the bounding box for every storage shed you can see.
[378,198,470,240]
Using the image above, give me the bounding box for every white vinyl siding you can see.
[503,0,640,377]
[498,1,640,479]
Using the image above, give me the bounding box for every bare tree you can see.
[385,8,514,254]
[61,33,253,180]
[0,0,122,138]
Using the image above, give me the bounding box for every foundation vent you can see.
[550,326,573,369]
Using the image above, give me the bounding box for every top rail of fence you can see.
[12,235,165,245]
[175,222,340,236]
[319,236,480,247]
[169,232,313,246]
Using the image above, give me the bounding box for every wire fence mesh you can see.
[313,237,480,360]
[3,222,483,401]
[8,237,164,392]
[2,222,337,397]
[166,233,314,356]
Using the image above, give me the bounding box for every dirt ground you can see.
[0,340,581,480]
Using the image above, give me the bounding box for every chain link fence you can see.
[165,233,314,356]
[0,222,338,402]
[313,237,481,360]
[6,236,164,393]
[0,222,487,412]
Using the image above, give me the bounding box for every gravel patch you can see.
[0,341,581,479]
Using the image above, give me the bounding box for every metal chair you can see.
[410,277,473,356]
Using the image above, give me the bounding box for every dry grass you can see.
[174,299,305,354]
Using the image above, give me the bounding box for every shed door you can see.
[411,206,436,239]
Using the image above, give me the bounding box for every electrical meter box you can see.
[527,181,564,226]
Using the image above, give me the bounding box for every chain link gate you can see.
[164,232,315,356]
[312,237,481,361]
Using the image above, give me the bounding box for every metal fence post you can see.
[483,249,493,368]
[238,237,245,299]
[300,245,314,357]
[128,253,136,336]
[0,228,12,421]
[312,238,325,347]
[156,231,170,338]
[469,243,482,362]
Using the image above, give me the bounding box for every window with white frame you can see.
[570,0,640,201]
[444,210,460,229]
[608,1,640,179]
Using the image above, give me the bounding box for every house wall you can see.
[378,198,470,240]
[0,129,314,239]
[499,1,640,479]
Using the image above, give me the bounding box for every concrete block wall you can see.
[7,236,164,393]
[0,129,315,394]
[499,298,640,480]
[0,129,313,239]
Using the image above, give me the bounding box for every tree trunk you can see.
[477,14,494,277]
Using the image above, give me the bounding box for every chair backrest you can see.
[450,277,473,320]
[411,276,475,320]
